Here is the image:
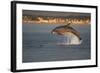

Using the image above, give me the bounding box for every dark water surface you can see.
[22,24,91,63]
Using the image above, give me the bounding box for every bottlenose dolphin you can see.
[51,24,82,45]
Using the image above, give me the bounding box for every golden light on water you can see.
[23,15,90,25]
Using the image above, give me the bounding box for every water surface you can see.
[22,24,91,63]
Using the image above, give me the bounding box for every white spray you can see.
[60,32,82,45]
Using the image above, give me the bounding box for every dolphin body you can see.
[51,24,82,45]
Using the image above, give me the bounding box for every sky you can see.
[23,10,90,17]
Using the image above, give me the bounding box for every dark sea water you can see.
[22,24,91,63]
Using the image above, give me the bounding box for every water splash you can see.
[57,32,82,45]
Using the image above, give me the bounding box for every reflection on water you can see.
[22,24,91,63]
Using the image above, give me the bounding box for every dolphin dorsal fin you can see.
[65,23,71,27]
